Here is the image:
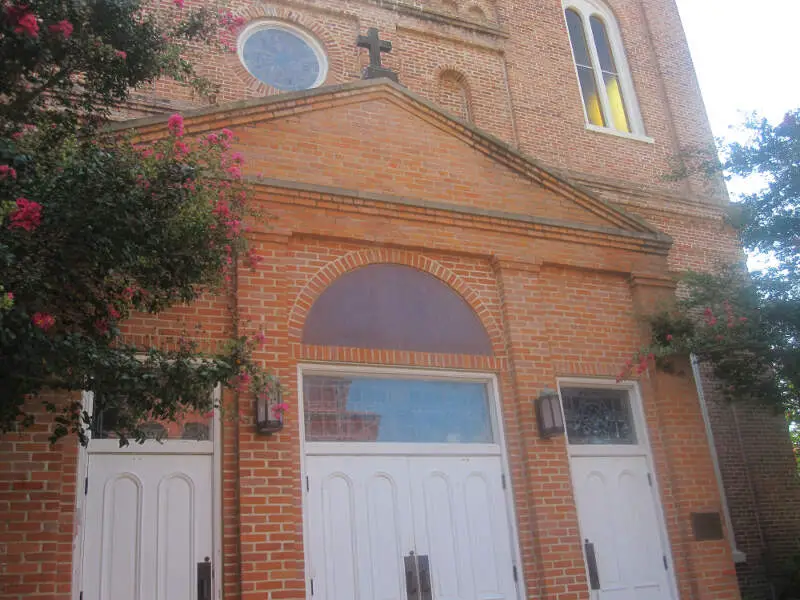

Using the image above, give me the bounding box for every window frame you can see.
[237,20,329,91]
[299,363,504,457]
[563,0,648,139]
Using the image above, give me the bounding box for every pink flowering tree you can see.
[0,0,270,444]
[0,0,245,129]
[621,110,800,423]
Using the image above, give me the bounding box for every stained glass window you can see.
[240,23,327,91]
[566,9,605,127]
[590,16,630,132]
[563,2,641,135]
[560,387,637,445]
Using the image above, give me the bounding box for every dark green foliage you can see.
[0,0,218,130]
[628,110,800,420]
[0,0,269,444]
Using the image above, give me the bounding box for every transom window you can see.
[560,387,637,445]
[564,0,644,136]
[303,374,494,444]
[238,21,328,91]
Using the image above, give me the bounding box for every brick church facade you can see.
[2,1,799,600]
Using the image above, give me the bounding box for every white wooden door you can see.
[305,455,415,600]
[409,457,517,600]
[81,452,214,600]
[570,456,672,600]
[305,455,517,600]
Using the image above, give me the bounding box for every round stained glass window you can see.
[239,22,328,91]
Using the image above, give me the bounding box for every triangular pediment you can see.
[115,79,668,243]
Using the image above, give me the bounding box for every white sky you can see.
[675,0,799,139]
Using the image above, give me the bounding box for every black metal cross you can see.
[357,28,392,69]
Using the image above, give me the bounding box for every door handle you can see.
[584,539,601,591]
[417,554,432,600]
[404,552,419,600]
[197,557,212,600]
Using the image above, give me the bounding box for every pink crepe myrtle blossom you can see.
[48,19,72,38]
[8,198,42,232]
[7,5,40,38]
[173,140,190,156]
[225,219,242,238]
[246,249,263,268]
[167,113,185,137]
[32,312,55,331]
[212,201,231,219]
[271,402,289,418]
[114,49,127,60]
[0,165,17,180]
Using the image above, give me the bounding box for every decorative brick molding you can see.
[287,247,506,356]
[435,65,474,121]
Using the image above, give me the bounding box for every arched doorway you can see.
[298,264,522,600]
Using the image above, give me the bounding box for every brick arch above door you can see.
[287,248,506,358]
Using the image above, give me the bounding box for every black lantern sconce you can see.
[536,387,565,439]
[256,376,285,435]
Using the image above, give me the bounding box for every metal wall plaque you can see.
[691,512,724,541]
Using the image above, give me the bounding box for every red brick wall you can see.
[3,0,798,598]
[0,393,78,599]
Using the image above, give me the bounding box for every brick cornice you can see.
[490,257,542,274]
[629,273,677,290]
[248,177,673,256]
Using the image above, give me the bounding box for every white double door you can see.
[570,454,674,600]
[305,454,519,600]
[80,450,214,600]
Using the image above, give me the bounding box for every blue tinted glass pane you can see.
[304,376,494,443]
[589,16,616,74]
[565,9,591,68]
[242,28,321,91]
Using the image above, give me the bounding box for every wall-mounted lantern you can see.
[536,387,565,439]
[256,376,285,435]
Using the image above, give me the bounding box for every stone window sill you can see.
[585,123,655,144]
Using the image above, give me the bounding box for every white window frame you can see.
[297,363,528,600]
[563,0,650,141]
[237,20,329,90]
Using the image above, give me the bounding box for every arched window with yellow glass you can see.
[563,0,645,137]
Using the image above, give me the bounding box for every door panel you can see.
[305,455,518,600]
[570,456,672,600]
[306,456,414,600]
[81,453,213,600]
[409,457,517,600]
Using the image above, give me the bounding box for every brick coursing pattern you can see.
[1,0,798,598]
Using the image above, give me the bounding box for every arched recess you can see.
[289,249,503,355]
[303,264,492,355]
[466,4,486,20]
[436,68,473,122]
